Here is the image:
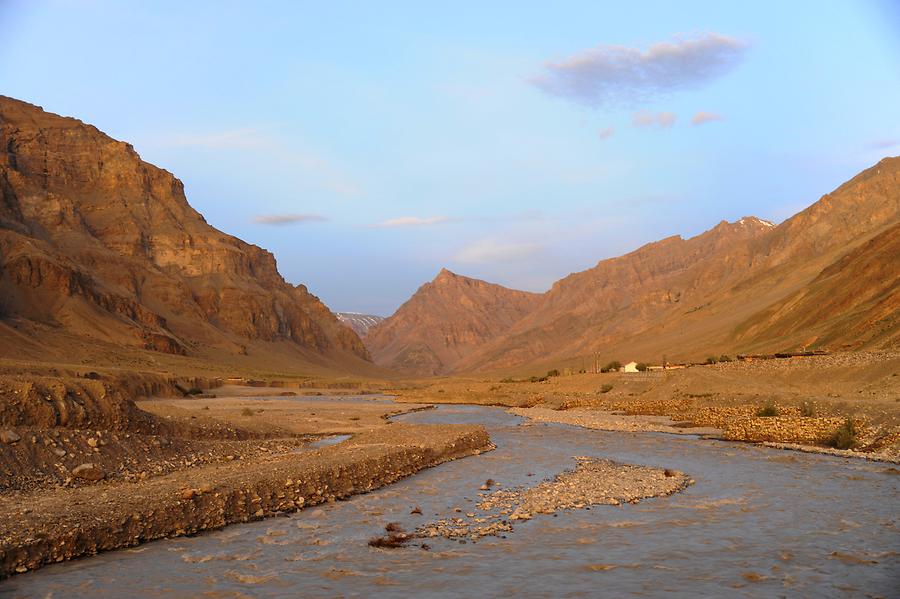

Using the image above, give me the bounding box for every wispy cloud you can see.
[691,111,724,125]
[253,214,328,225]
[633,111,677,128]
[597,127,615,140]
[163,128,268,150]
[867,138,899,150]
[370,216,453,228]
[531,33,748,108]
[455,239,544,264]
[151,128,360,197]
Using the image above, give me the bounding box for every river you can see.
[3,403,898,598]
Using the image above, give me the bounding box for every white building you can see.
[623,361,639,373]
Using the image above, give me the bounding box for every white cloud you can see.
[371,216,452,228]
[597,126,615,140]
[455,239,544,264]
[691,111,724,125]
[253,214,328,225]
[531,33,748,108]
[633,111,677,128]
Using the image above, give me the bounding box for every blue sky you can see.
[2,1,899,315]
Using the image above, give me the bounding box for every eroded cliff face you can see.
[0,96,368,365]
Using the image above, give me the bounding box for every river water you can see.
[3,403,898,598]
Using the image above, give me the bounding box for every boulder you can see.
[71,463,104,481]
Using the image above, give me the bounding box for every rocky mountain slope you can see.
[365,269,541,374]
[375,158,899,375]
[0,96,371,374]
[336,313,385,337]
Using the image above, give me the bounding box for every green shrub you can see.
[600,384,613,394]
[601,361,622,373]
[705,356,718,365]
[529,375,548,383]
[240,407,255,417]
[719,354,732,362]
[799,401,817,417]
[546,369,561,377]
[828,418,858,450]
[756,404,779,417]
[636,363,649,372]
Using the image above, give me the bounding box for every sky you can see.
[2,1,899,315]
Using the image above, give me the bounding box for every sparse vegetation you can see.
[756,404,779,417]
[601,361,622,373]
[705,356,718,365]
[240,407,254,417]
[719,354,732,362]
[529,375,549,383]
[828,418,858,450]
[499,377,517,383]
[636,363,649,372]
[600,384,613,394]
[546,369,561,377]
[800,401,817,417]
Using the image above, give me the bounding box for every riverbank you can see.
[509,406,722,436]
[0,423,492,577]
[390,351,900,461]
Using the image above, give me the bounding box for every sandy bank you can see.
[508,407,722,436]
[0,423,492,578]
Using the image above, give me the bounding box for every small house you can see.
[623,361,639,373]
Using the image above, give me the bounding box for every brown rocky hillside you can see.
[365,269,540,374]
[0,96,371,374]
[454,158,899,372]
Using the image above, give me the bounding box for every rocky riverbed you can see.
[410,457,693,543]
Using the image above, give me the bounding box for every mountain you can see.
[453,158,900,372]
[365,269,541,375]
[373,158,898,375]
[336,313,385,337]
[0,96,371,373]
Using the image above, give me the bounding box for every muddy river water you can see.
[3,403,898,598]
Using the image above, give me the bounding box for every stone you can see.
[1,430,21,444]
[71,463,104,481]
